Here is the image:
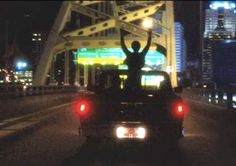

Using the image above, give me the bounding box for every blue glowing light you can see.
[16,62,27,70]
[210,1,236,10]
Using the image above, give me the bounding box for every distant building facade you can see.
[211,40,236,88]
[175,22,187,84]
[202,1,236,84]
[32,32,47,72]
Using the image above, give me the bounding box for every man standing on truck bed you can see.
[120,29,152,90]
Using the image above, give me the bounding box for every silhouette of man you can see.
[120,29,152,90]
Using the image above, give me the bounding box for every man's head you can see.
[131,41,141,52]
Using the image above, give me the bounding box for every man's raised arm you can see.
[120,29,130,56]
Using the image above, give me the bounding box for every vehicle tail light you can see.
[177,105,183,114]
[172,102,185,117]
[74,100,93,118]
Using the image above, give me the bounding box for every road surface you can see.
[1,99,236,166]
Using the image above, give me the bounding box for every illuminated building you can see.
[175,22,186,73]
[202,1,236,82]
[15,70,33,85]
[205,1,236,39]
[175,22,187,83]
[32,33,44,53]
[14,61,33,85]
[32,32,46,72]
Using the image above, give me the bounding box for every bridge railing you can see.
[183,88,236,110]
[0,85,79,99]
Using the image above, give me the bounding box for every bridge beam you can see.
[33,1,177,86]
[164,1,177,87]
[61,2,164,37]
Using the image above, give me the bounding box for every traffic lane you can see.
[1,102,188,166]
[1,100,236,166]
[0,110,188,166]
[62,99,236,166]
[62,139,188,166]
[0,106,84,166]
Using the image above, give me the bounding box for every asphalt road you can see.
[1,99,236,166]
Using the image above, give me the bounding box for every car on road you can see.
[73,70,185,146]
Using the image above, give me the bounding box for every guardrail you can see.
[0,85,79,99]
[183,88,236,110]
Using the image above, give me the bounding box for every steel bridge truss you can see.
[33,1,177,87]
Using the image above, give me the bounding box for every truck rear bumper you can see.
[79,121,183,140]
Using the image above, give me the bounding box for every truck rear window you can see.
[100,72,170,92]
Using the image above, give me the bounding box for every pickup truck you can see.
[73,70,185,145]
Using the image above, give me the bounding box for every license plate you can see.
[126,128,137,138]
[116,126,146,139]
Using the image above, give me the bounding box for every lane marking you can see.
[0,101,76,140]
[0,101,75,128]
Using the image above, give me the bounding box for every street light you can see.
[142,17,167,30]
[142,17,154,29]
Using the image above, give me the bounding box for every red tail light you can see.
[172,102,185,117]
[74,100,93,118]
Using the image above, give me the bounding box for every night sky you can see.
[0,1,210,67]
